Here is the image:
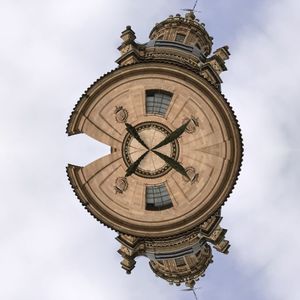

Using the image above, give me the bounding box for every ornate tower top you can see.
[117,12,230,91]
[149,12,213,56]
[149,243,212,287]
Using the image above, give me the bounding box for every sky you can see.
[0,0,299,299]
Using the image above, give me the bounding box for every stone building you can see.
[66,11,243,288]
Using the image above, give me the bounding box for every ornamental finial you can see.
[181,0,201,19]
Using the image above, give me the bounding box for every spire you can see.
[181,0,201,19]
[182,0,200,13]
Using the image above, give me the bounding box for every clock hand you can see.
[153,151,189,178]
[125,151,149,177]
[152,120,190,150]
[125,123,149,149]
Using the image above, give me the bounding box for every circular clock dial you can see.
[122,122,179,178]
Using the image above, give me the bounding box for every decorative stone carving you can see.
[211,61,223,73]
[145,51,200,69]
[183,166,199,183]
[213,46,230,61]
[114,106,128,123]
[213,239,230,254]
[114,177,128,194]
[183,116,200,134]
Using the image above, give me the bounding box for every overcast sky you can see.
[1,0,299,299]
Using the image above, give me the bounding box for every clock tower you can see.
[67,11,243,288]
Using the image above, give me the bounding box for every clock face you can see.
[67,63,242,237]
[122,121,179,179]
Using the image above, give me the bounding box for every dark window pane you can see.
[175,33,186,43]
[175,257,186,267]
[146,90,172,116]
[146,184,172,211]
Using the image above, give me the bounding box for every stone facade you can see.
[116,12,230,91]
[67,11,242,288]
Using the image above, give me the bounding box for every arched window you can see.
[146,183,172,210]
[145,90,172,116]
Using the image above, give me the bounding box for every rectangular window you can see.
[146,90,172,116]
[146,184,173,210]
[175,257,186,267]
[175,33,186,43]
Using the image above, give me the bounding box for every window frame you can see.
[175,33,186,43]
[145,90,173,117]
[145,183,173,211]
[175,257,186,267]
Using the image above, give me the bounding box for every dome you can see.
[149,12,213,57]
[149,243,213,286]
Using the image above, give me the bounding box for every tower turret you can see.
[149,243,213,287]
[116,12,231,91]
[149,12,213,57]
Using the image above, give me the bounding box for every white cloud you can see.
[0,1,181,299]
[223,0,300,299]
